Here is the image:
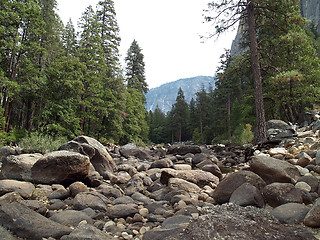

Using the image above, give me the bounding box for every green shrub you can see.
[232,124,253,144]
[18,132,68,154]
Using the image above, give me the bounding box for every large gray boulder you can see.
[0,202,71,240]
[212,170,266,204]
[0,153,42,181]
[73,192,110,211]
[106,203,138,219]
[229,183,265,208]
[61,223,116,240]
[50,210,93,227]
[250,155,300,184]
[304,198,320,227]
[59,136,117,178]
[31,150,90,185]
[167,145,201,155]
[119,143,152,160]
[0,179,35,198]
[270,203,310,224]
[0,146,18,162]
[263,183,303,207]
[266,120,296,142]
[160,169,219,188]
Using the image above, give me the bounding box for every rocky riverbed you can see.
[0,117,320,239]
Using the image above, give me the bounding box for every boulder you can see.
[297,175,319,192]
[250,155,300,184]
[296,152,313,167]
[315,149,320,165]
[69,181,88,197]
[119,144,151,160]
[167,145,201,155]
[73,192,109,211]
[168,178,201,193]
[0,225,20,240]
[0,146,17,162]
[200,164,223,180]
[161,215,191,229]
[125,174,145,195]
[96,184,122,199]
[50,210,93,227]
[31,151,90,185]
[191,153,208,165]
[0,179,35,198]
[0,202,71,239]
[106,203,138,219]
[212,170,266,204]
[59,136,117,178]
[160,169,219,187]
[61,223,116,240]
[0,153,42,181]
[270,203,310,224]
[150,158,173,169]
[263,183,303,207]
[266,120,296,142]
[229,183,265,208]
[304,198,320,227]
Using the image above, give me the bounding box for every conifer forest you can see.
[1,0,320,146]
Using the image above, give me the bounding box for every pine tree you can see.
[0,0,46,131]
[206,0,267,143]
[78,5,106,134]
[96,0,121,78]
[62,19,78,56]
[171,88,189,143]
[125,40,148,94]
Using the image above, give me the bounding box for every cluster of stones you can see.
[0,117,319,239]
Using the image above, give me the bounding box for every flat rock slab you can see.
[0,202,71,240]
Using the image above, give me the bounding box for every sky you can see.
[56,0,237,89]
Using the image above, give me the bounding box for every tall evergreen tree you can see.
[206,0,267,143]
[78,5,106,134]
[62,19,78,56]
[171,88,189,143]
[125,40,148,94]
[0,0,46,131]
[96,0,121,78]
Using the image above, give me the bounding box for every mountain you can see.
[145,76,215,113]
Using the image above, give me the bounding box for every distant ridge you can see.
[145,76,215,113]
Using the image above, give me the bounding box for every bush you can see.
[18,132,68,154]
[232,124,254,144]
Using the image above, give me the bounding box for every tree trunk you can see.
[247,0,267,144]
[26,100,35,131]
[227,95,231,142]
